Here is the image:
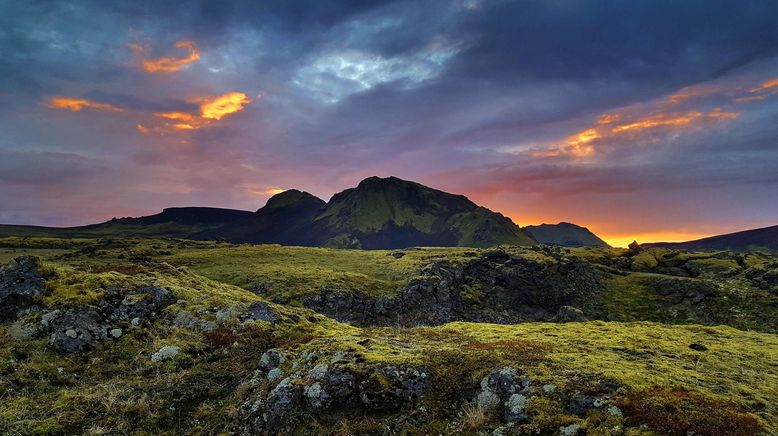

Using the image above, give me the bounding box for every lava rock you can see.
[475,367,532,422]
[249,282,270,295]
[246,301,278,323]
[652,277,718,305]
[555,306,588,322]
[0,256,47,320]
[259,349,285,372]
[10,318,43,340]
[48,309,110,353]
[238,352,429,434]
[101,285,175,321]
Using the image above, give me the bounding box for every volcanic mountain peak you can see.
[321,176,478,227]
[310,176,534,249]
[261,189,325,211]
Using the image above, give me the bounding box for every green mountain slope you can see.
[311,176,536,248]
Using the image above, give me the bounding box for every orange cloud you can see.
[143,92,253,134]
[133,41,201,73]
[152,111,203,130]
[707,108,739,121]
[663,85,720,106]
[199,92,252,120]
[48,97,123,112]
[563,128,598,156]
[595,113,621,125]
[749,77,778,93]
[538,108,739,159]
[611,111,703,133]
[136,123,150,134]
[153,112,196,122]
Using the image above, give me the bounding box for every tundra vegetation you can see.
[0,237,776,435]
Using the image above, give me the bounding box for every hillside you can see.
[525,222,609,247]
[647,225,778,252]
[309,176,536,248]
[0,207,252,239]
[196,190,327,245]
[0,177,543,249]
[0,237,776,434]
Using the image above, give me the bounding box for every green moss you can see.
[2,237,777,433]
[43,267,131,307]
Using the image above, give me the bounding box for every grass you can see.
[0,237,776,433]
[301,321,777,433]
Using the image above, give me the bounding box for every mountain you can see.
[196,190,326,245]
[646,225,778,252]
[524,222,609,247]
[0,207,252,239]
[0,176,613,249]
[307,176,536,248]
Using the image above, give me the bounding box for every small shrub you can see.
[202,327,237,349]
[461,403,489,431]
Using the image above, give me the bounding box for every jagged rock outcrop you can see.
[475,367,533,422]
[303,247,604,326]
[48,309,110,353]
[236,350,429,434]
[745,260,778,294]
[651,277,719,304]
[0,256,47,320]
[46,285,176,353]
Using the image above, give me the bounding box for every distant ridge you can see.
[645,225,778,252]
[0,176,611,249]
[525,222,609,247]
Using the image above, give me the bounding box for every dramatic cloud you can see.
[199,92,252,120]
[1,0,777,245]
[47,97,123,112]
[132,40,201,73]
[144,92,253,132]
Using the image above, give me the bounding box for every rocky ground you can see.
[0,238,776,434]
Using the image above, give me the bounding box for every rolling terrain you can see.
[0,236,776,434]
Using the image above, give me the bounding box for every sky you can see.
[1,0,777,247]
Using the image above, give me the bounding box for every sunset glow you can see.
[2,1,775,247]
[200,92,252,120]
[750,77,778,93]
[47,97,123,112]
[266,188,286,196]
[610,111,703,133]
[599,232,715,249]
[135,40,201,73]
